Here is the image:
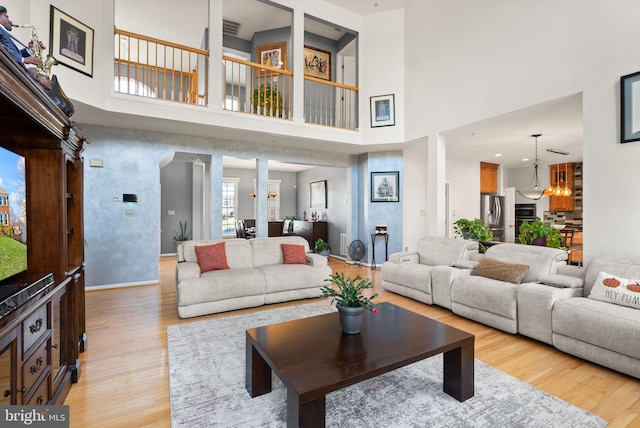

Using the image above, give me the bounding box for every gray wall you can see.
[160,161,193,253]
[82,124,357,287]
[296,166,349,255]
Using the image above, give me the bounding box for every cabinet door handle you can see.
[30,357,43,374]
[29,318,43,334]
[3,390,9,398]
[36,395,44,405]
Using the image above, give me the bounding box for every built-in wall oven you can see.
[515,203,537,239]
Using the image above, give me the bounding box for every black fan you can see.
[348,240,366,265]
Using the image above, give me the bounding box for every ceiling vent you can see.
[223,18,240,36]
[546,148,570,155]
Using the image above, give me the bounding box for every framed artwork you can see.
[256,42,287,72]
[370,94,395,127]
[621,71,640,143]
[50,6,94,77]
[310,180,327,209]
[371,171,399,203]
[303,46,331,80]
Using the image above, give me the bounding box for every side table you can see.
[370,233,389,269]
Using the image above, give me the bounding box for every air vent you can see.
[223,18,240,36]
[546,148,570,155]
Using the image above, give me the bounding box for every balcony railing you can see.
[304,76,358,130]
[114,27,208,105]
[222,55,293,119]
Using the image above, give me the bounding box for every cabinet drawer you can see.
[25,374,49,405]
[23,305,48,353]
[22,340,49,395]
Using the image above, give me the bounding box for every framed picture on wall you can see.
[621,70,640,143]
[303,45,331,80]
[50,6,94,77]
[370,94,395,127]
[256,42,287,72]
[371,171,399,202]
[310,180,327,209]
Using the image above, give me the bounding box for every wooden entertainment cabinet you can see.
[0,48,86,404]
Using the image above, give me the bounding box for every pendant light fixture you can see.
[562,162,572,196]
[517,134,551,200]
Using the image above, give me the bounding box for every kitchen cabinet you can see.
[480,162,499,194]
[549,163,576,212]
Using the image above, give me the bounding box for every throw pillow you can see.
[281,244,307,264]
[474,256,529,284]
[195,242,230,273]
[588,271,640,310]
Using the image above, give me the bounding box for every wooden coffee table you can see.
[246,303,474,427]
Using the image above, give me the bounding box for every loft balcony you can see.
[114,28,359,131]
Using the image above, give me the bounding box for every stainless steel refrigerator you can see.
[480,194,505,242]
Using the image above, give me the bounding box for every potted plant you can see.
[284,216,296,233]
[453,218,493,242]
[314,238,331,256]
[518,217,564,248]
[252,83,283,117]
[173,221,191,244]
[320,273,379,334]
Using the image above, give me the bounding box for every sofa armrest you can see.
[537,273,584,288]
[306,253,328,267]
[176,261,201,282]
[557,264,586,278]
[453,260,479,269]
[432,265,474,309]
[388,252,419,264]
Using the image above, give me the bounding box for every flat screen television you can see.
[0,146,27,282]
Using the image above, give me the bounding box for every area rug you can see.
[167,302,608,427]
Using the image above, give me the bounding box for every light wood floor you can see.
[64,256,640,427]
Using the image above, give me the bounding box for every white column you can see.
[255,158,269,237]
[427,133,446,237]
[208,0,223,109]
[291,8,305,123]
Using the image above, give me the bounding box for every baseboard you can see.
[86,280,158,291]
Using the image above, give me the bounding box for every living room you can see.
[1,0,639,426]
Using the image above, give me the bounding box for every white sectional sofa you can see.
[175,236,331,318]
[382,237,640,379]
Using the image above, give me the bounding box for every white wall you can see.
[402,0,640,260]
[446,157,480,236]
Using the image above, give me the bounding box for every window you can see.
[253,179,281,221]
[225,96,239,111]
[222,177,239,237]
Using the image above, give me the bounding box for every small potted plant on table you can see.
[518,217,564,248]
[320,273,379,334]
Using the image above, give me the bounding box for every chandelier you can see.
[517,134,552,200]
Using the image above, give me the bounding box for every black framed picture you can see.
[371,171,399,202]
[621,71,640,143]
[50,6,94,77]
[310,180,327,209]
[370,94,395,127]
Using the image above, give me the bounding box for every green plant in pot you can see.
[453,218,493,242]
[518,217,564,248]
[252,83,283,117]
[320,273,379,334]
[314,238,331,256]
[285,216,296,233]
[173,221,191,242]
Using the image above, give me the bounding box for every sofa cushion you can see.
[177,269,266,307]
[484,244,567,283]
[181,239,254,269]
[281,244,307,264]
[251,236,310,267]
[474,257,529,284]
[553,297,640,360]
[195,242,229,272]
[451,276,519,320]
[584,254,640,296]
[588,271,640,310]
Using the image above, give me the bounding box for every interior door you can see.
[504,187,515,242]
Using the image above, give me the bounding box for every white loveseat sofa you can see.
[175,236,331,318]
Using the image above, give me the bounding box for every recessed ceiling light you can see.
[495,153,502,157]
[522,158,529,162]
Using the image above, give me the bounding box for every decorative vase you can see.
[337,305,365,334]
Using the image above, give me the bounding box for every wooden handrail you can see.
[303,75,358,92]
[222,55,294,76]
[115,26,209,56]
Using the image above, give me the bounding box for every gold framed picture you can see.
[303,46,331,80]
[256,42,287,71]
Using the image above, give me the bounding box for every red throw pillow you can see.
[281,244,307,264]
[195,242,230,272]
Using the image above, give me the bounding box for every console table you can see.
[370,233,389,269]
